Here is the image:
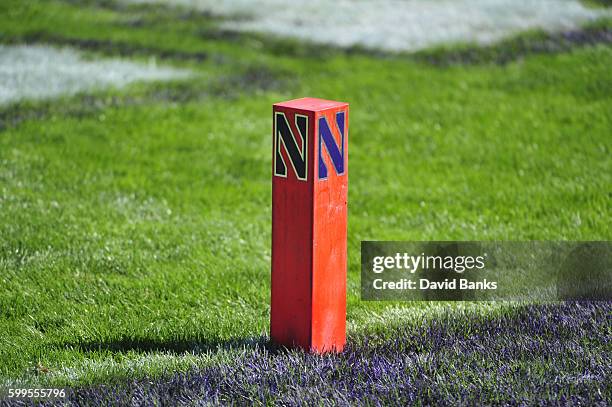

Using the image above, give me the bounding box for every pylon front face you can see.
[271,97,348,353]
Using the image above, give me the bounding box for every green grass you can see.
[582,0,612,9]
[0,0,611,388]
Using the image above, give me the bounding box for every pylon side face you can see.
[271,98,348,353]
[271,105,315,350]
[312,107,348,352]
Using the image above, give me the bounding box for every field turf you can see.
[0,0,610,404]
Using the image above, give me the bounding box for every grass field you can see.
[0,0,611,404]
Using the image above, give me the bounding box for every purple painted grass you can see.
[37,303,612,405]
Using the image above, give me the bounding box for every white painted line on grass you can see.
[0,45,191,105]
[123,0,610,52]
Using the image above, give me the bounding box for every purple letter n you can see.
[318,112,345,180]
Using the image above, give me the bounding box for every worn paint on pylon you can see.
[271,97,348,353]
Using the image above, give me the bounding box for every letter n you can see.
[274,112,308,180]
[318,112,345,180]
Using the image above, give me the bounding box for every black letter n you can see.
[274,112,308,181]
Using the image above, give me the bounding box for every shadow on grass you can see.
[48,302,611,406]
[62,301,610,359]
[62,335,293,356]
